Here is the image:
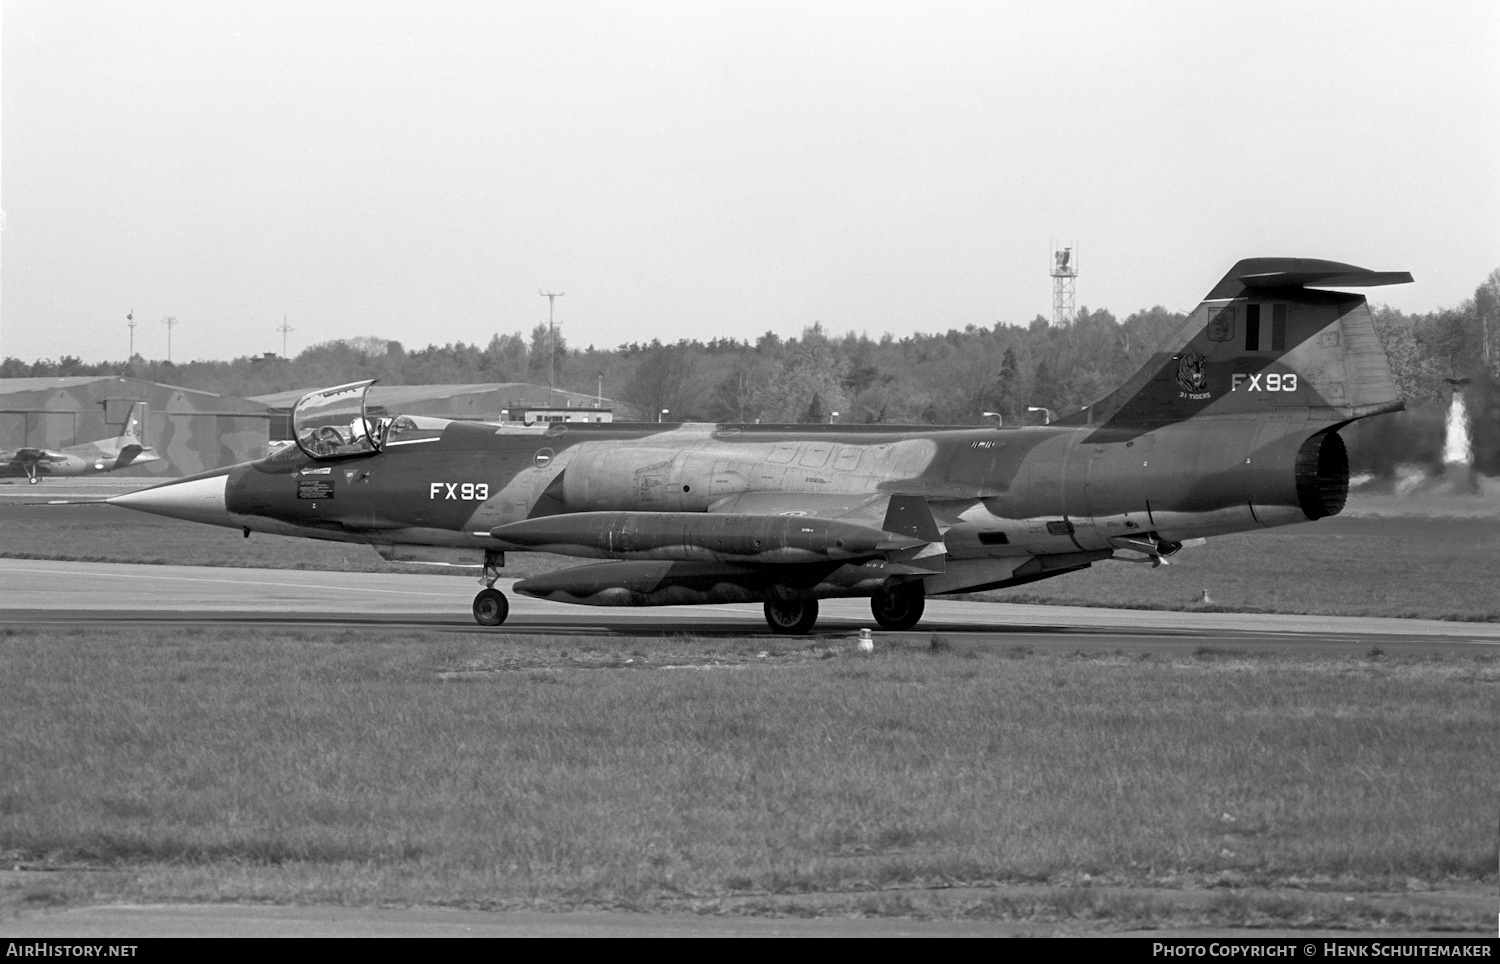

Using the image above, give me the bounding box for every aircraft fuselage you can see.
[178,409,1342,577]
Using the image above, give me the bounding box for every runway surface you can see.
[3,557,1497,655]
[6,897,1491,939]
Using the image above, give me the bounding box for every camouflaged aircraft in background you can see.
[2,404,159,484]
[108,258,1411,634]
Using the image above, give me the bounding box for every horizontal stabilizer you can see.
[1208,258,1413,300]
[1241,269,1413,289]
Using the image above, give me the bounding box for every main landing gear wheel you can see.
[473,588,509,627]
[763,599,818,635]
[871,583,925,631]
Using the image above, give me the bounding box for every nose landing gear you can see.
[472,549,509,627]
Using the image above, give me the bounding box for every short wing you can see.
[707,490,941,541]
[707,490,947,570]
[706,490,888,523]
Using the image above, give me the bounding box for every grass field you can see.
[988,516,1500,622]
[2,628,1495,931]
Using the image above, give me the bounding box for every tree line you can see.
[6,269,1497,476]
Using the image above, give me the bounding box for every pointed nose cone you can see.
[108,473,233,527]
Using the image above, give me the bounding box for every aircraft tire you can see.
[473,588,509,627]
[763,598,818,635]
[871,582,925,631]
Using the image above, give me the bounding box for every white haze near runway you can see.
[1442,393,1474,467]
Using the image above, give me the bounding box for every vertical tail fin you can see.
[1061,258,1412,429]
[100,403,159,467]
[117,402,144,440]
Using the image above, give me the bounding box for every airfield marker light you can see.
[857,628,874,653]
[660,409,669,422]
[830,411,839,423]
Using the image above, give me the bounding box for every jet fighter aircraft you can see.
[2,404,160,484]
[108,258,1411,634]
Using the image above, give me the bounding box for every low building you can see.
[0,376,272,477]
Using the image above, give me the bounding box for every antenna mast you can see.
[278,314,294,358]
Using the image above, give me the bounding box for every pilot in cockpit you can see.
[305,417,389,455]
[366,416,392,446]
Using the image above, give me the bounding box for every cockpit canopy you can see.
[292,380,386,460]
[288,380,517,461]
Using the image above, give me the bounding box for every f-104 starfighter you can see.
[108,258,1411,634]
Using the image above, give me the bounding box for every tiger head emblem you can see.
[1176,350,1208,394]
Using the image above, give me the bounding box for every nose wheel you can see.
[473,588,509,626]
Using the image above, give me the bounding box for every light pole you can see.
[1027,406,1054,425]
[162,316,179,363]
[830,411,839,423]
[540,290,565,389]
[983,411,1003,426]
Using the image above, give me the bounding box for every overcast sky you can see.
[2,0,1497,365]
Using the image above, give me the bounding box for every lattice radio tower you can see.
[1051,244,1077,326]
